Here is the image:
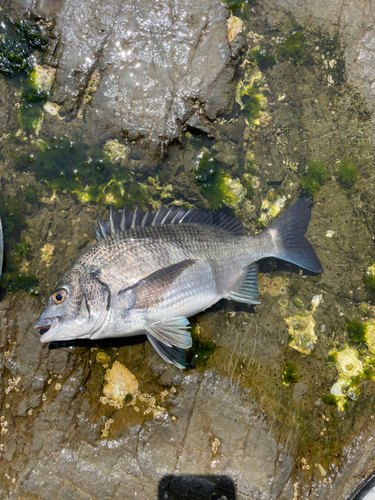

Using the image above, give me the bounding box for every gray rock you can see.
[18,0,240,155]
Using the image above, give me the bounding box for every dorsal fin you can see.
[93,204,245,241]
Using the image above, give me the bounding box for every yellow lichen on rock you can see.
[329,347,364,411]
[227,14,243,43]
[331,348,363,378]
[43,102,61,117]
[31,65,56,92]
[83,69,100,104]
[101,361,138,409]
[365,319,375,354]
[103,139,129,164]
[258,196,286,226]
[96,351,111,365]
[222,177,245,208]
[41,243,54,263]
[284,295,322,354]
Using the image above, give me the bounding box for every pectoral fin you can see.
[118,259,196,310]
[146,317,192,349]
[147,335,187,369]
[226,262,261,304]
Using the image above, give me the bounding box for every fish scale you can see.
[34,198,322,369]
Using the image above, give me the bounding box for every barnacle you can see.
[258,275,289,297]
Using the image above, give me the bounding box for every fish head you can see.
[34,269,109,343]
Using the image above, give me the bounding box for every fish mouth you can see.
[33,317,59,341]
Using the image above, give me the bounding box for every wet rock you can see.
[18,0,240,157]
[259,0,375,128]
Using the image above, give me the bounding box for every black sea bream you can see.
[34,198,322,368]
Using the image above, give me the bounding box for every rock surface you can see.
[260,0,375,129]
[17,0,239,153]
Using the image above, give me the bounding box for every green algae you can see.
[250,48,276,70]
[0,193,26,239]
[282,362,300,385]
[10,236,32,260]
[17,137,135,206]
[322,394,339,407]
[23,185,39,204]
[364,264,375,291]
[277,30,304,66]
[236,84,263,128]
[194,150,240,210]
[187,324,217,368]
[364,273,375,291]
[346,319,366,343]
[299,161,328,198]
[2,271,38,293]
[0,19,48,77]
[337,157,358,188]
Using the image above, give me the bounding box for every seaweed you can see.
[282,361,300,385]
[0,18,48,78]
[23,185,39,204]
[10,236,32,259]
[278,31,304,66]
[15,136,150,207]
[241,87,262,126]
[195,151,240,210]
[364,273,375,291]
[0,193,25,239]
[322,394,338,406]
[187,331,216,369]
[251,48,276,70]
[0,193,38,293]
[337,157,358,188]
[346,319,366,343]
[299,161,328,198]
[2,271,38,293]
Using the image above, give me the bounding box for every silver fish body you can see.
[34,199,322,368]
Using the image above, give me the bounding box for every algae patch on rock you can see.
[285,295,322,354]
[100,361,138,409]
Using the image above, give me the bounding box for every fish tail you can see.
[265,198,323,273]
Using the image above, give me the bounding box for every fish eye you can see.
[52,289,67,304]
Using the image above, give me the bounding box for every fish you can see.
[34,198,322,369]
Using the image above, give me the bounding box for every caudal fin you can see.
[266,198,323,273]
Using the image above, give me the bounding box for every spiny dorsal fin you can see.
[93,204,245,241]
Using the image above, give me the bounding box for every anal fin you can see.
[147,335,187,369]
[146,317,192,349]
[226,262,261,304]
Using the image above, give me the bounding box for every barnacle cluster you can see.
[258,275,289,297]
